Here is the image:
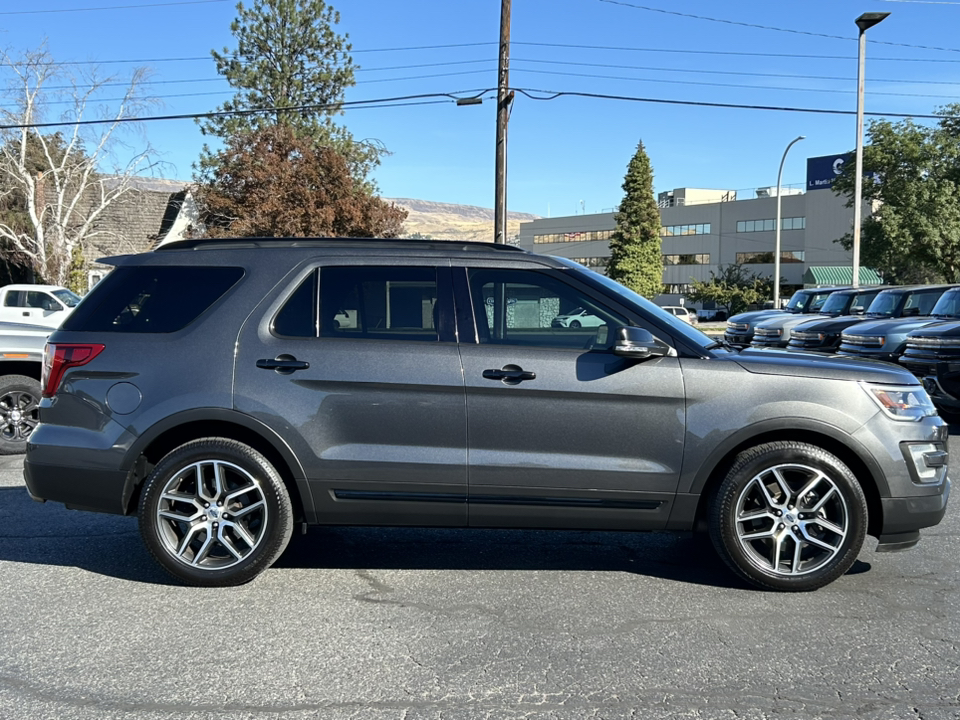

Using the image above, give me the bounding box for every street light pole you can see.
[774,135,805,308]
[852,11,890,287]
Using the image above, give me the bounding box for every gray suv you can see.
[24,239,951,591]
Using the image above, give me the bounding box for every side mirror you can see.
[613,326,667,359]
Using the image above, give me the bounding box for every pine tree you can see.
[198,0,380,181]
[606,141,664,298]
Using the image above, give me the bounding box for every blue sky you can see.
[2,0,959,217]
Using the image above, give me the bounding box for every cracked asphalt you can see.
[1,448,957,720]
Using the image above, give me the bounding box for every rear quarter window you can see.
[61,266,244,333]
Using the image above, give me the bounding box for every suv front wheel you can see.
[138,438,293,586]
[709,441,868,592]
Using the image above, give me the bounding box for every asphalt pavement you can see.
[0,446,957,720]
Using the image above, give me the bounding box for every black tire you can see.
[569,320,582,329]
[138,438,293,587]
[0,374,41,455]
[709,441,867,592]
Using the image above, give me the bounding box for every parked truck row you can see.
[725,283,960,419]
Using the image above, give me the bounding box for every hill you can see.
[387,197,540,243]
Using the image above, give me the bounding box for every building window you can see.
[533,229,613,244]
[660,223,711,237]
[664,283,694,294]
[570,257,609,270]
[736,251,806,264]
[663,253,710,265]
[736,217,805,233]
[87,270,106,293]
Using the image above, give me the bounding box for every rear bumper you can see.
[24,458,129,515]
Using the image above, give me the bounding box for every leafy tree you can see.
[195,124,406,238]
[832,103,960,284]
[606,141,664,298]
[687,263,775,317]
[0,46,160,286]
[199,0,381,182]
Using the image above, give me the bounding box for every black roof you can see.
[156,237,528,254]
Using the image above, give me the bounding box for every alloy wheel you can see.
[734,463,849,577]
[0,390,39,443]
[155,460,268,570]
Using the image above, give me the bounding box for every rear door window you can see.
[272,266,447,342]
[61,266,244,333]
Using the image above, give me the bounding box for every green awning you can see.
[803,266,883,286]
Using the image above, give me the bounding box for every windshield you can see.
[932,289,960,318]
[783,291,808,312]
[866,291,899,317]
[818,292,853,315]
[51,288,81,307]
[556,259,716,350]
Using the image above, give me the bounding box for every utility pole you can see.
[494,0,512,244]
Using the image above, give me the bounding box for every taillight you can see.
[41,343,105,398]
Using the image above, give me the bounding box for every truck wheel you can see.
[709,441,867,592]
[0,374,41,455]
[138,438,293,587]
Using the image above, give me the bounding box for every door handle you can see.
[257,355,310,374]
[482,366,536,382]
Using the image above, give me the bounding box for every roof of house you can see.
[803,266,883,286]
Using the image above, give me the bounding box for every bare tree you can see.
[0,45,161,287]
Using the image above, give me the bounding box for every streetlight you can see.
[774,135,805,308]
[852,11,890,287]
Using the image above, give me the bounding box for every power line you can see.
[0,0,228,15]
[4,85,958,132]
[513,57,960,87]
[21,40,960,71]
[0,91,487,130]
[516,40,960,64]
[513,87,960,120]
[513,67,960,100]
[20,54,957,97]
[598,0,960,54]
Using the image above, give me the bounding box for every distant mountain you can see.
[387,197,540,243]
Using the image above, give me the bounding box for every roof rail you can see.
[156,236,528,253]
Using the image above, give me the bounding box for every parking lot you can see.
[1,447,957,720]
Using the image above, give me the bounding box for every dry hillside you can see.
[387,197,540,243]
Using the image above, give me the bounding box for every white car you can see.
[660,305,697,325]
[0,285,81,329]
[551,307,607,328]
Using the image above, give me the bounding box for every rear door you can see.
[454,265,686,531]
[234,261,468,527]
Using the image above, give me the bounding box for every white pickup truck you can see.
[0,321,50,454]
[0,284,80,329]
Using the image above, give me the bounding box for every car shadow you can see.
[0,485,756,589]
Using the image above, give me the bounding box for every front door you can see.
[455,267,686,531]
[234,263,467,527]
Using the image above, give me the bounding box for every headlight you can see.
[908,336,960,347]
[792,331,824,341]
[842,334,885,345]
[726,322,748,332]
[755,327,782,337]
[861,383,937,421]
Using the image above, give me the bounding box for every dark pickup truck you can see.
[787,285,941,354]
[901,320,960,420]
[837,285,957,362]
[723,287,846,347]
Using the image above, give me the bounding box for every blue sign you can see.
[806,153,851,191]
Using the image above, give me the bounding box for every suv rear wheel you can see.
[138,438,293,587]
[709,441,867,592]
